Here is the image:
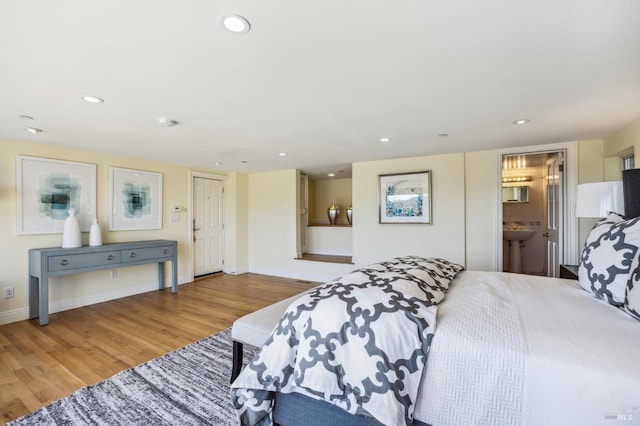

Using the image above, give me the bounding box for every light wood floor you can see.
[0,273,317,424]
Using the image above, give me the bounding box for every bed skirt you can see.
[273,392,431,426]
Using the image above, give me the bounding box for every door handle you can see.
[542,232,550,237]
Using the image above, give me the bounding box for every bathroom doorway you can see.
[498,143,579,277]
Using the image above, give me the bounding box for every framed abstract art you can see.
[379,171,432,224]
[16,155,96,234]
[109,167,163,231]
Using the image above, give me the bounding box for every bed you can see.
[231,215,640,426]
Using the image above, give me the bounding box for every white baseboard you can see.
[0,307,30,325]
[0,275,190,326]
[223,266,249,275]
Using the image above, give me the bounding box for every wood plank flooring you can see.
[0,273,317,424]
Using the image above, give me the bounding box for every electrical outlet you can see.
[3,287,14,299]
[111,270,118,279]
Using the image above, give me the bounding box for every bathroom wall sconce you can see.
[502,155,527,169]
[502,176,532,183]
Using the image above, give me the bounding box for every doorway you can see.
[192,176,224,276]
[496,142,579,276]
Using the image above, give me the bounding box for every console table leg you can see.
[39,277,49,326]
[29,275,38,320]
[171,259,178,293]
[158,262,166,290]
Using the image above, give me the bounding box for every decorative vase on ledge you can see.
[89,218,103,246]
[62,209,82,248]
[327,199,339,225]
[346,205,353,225]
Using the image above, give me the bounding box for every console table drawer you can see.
[122,245,174,263]
[48,251,122,272]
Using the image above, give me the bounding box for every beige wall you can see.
[247,169,354,282]
[604,117,640,159]
[309,178,352,225]
[223,172,250,274]
[0,139,216,324]
[352,153,466,266]
[464,151,496,271]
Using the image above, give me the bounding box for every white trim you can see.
[0,307,29,325]
[494,141,579,272]
[223,265,249,275]
[188,170,227,282]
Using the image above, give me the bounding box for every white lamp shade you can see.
[575,181,624,218]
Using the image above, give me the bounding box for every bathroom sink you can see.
[503,229,535,241]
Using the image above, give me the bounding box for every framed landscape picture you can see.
[109,167,163,231]
[379,171,431,224]
[16,155,96,234]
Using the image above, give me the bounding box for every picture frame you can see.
[379,171,432,224]
[109,167,163,231]
[16,155,97,234]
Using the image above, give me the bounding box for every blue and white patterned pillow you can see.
[578,213,640,306]
[625,252,640,320]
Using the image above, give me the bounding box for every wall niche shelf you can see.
[295,253,353,265]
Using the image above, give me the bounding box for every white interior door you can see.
[545,154,564,277]
[193,177,223,276]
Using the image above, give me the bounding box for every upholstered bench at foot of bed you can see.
[230,292,308,382]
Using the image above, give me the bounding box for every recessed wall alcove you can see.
[297,172,353,264]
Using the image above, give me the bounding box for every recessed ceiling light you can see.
[512,118,530,125]
[278,152,288,157]
[24,127,42,133]
[328,173,336,177]
[81,95,104,104]
[214,162,223,166]
[19,115,34,120]
[380,137,391,143]
[221,15,251,33]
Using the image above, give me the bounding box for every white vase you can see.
[62,209,82,248]
[89,218,102,246]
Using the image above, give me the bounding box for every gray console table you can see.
[29,240,178,325]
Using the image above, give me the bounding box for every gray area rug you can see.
[9,328,257,425]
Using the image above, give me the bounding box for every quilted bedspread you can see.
[230,256,464,426]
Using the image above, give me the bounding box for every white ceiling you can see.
[1,1,640,179]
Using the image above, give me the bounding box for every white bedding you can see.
[414,270,640,426]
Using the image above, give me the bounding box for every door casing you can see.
[495,142,579,273]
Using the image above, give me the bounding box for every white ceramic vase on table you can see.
[62,209,82,248]
[89,218,102,246]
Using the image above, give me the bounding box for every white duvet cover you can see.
[414,271,640,426]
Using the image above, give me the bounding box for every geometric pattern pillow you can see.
[578,213,640,306]
[625,252,640,320]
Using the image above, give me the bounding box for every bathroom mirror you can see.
[502,186,529,203]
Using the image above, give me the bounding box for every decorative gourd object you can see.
[346,205,353,225]
[89,218,103,246]
[62,209,82,248]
